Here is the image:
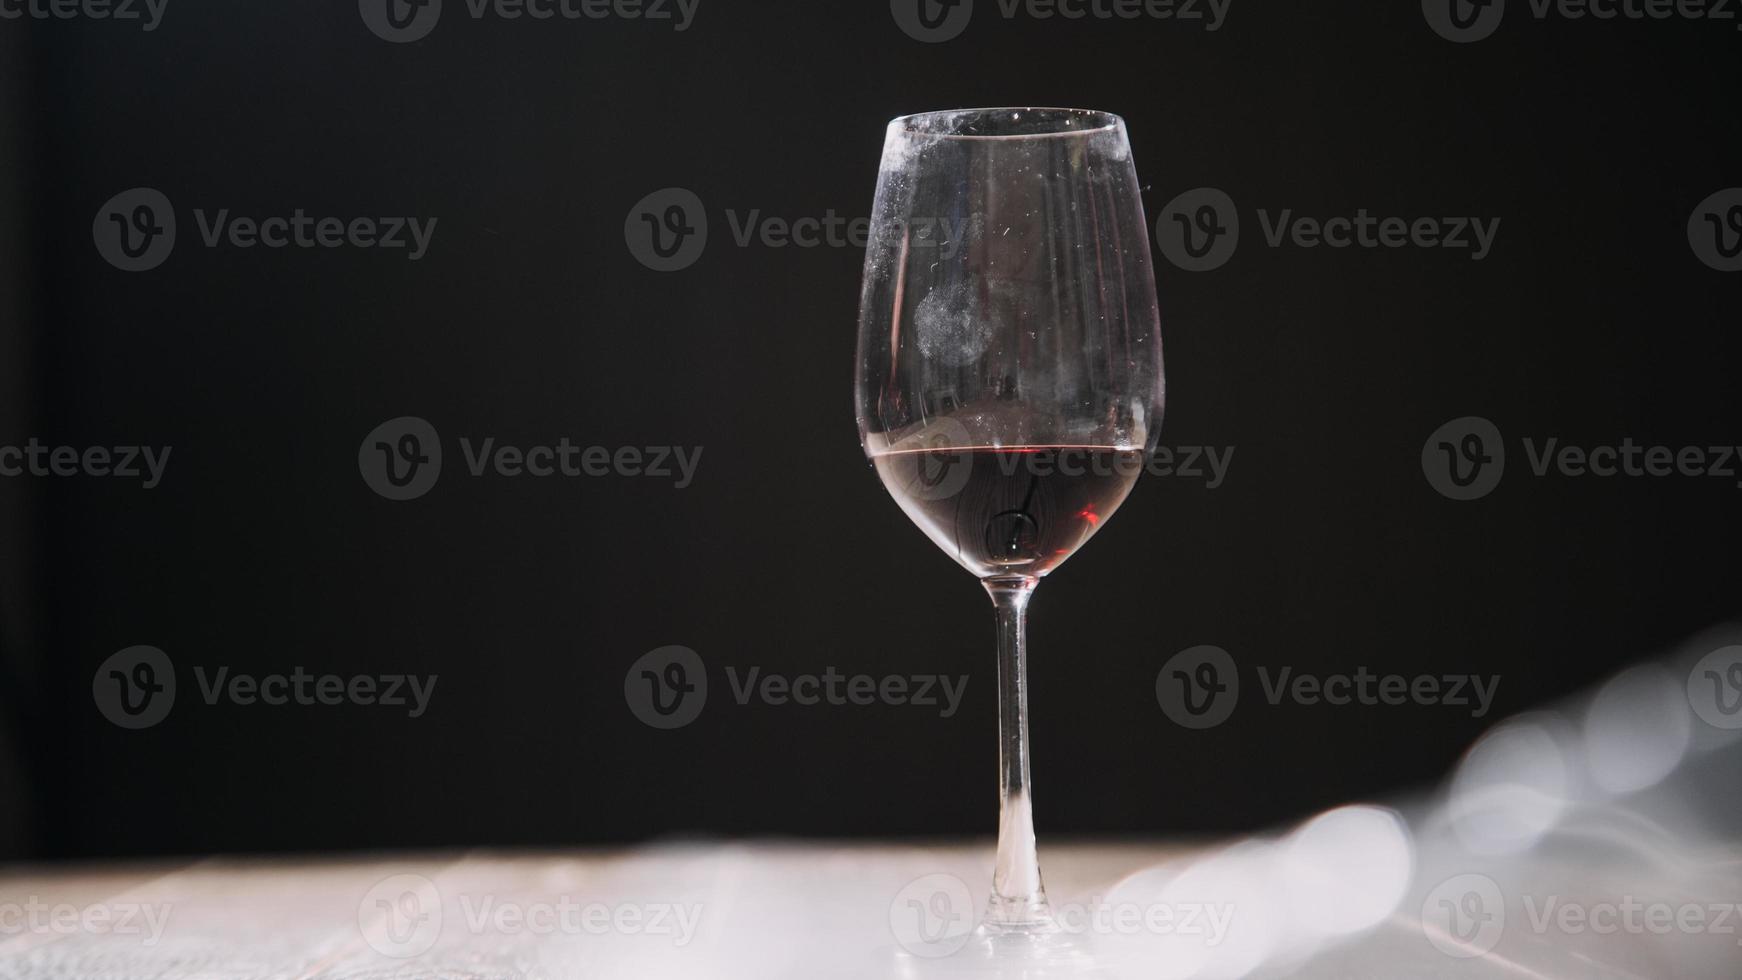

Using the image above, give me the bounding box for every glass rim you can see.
[887,107,1123,140]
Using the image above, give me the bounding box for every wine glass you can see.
[855,108,1165,944]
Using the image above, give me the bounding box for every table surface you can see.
[1,839,1736,979]
[0,841,1191,979]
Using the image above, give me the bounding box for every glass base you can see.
[886,925,1100,977]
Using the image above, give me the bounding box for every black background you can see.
[0,0,1738,862]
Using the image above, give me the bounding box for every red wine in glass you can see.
[872,447,1143,579]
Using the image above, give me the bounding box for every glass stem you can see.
[982,574,1053,931]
